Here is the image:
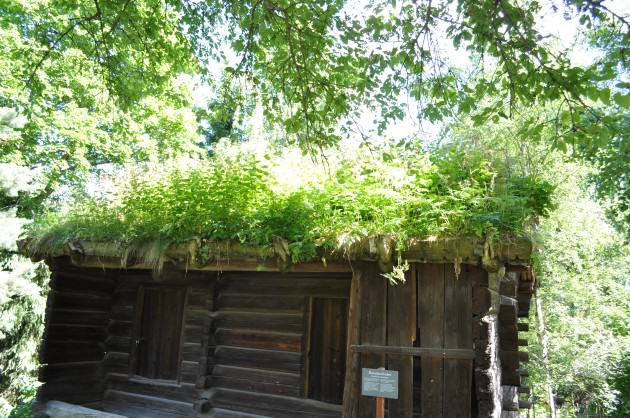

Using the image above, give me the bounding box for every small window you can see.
[307,298,348,404]
[134,287,186,381]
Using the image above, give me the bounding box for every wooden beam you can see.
[27,237,533,270]
[342,266,363,418]
[351,345,475,359]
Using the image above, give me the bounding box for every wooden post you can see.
[376,397,384,418]
[342,264,363,418]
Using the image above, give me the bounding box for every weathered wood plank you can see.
[51,290,112,310]
[443,264,472,418]
[350,345,475,359]
[50,309,110,326]
[214,311,304,334]
[387,267,415,418]
[209,388,341,418]
[44,341,105,363]
[47,324,106,341]
[41,361,103,383]
[418,263,444,418]
[214,346,303,372]
[215,328,302,352]
[308,297,348,404]
[104,389,194,416]
[213,365,302,387]
[106,373,199,403]
[357,262,387,418]
[216,294,304,313]
[342,266,362,418]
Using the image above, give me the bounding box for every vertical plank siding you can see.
[443,265,473,418]
[387,267,416,418]
[417,264,446,417]
[356,262,388,418]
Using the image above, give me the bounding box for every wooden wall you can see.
[37,258,533,418]
[38,259,115,407]
[344,262,476,418]
[206,272,351,417]
[101,269,214,418]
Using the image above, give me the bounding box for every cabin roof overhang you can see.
[19,235,533,275]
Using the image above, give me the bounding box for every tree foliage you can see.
[2,0,628,152]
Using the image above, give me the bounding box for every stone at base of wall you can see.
[37,401,127,418]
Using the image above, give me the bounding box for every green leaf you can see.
[613,93,630,108]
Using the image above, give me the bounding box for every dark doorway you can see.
[134,286,186,380]
[307,297,348,404]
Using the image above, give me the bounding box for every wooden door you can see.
[308,297,348,404]
[134,286,186,380]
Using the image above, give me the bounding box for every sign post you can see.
[361,367,398,418]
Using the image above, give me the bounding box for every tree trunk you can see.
[535,296,557,418]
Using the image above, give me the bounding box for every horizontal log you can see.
[351,344,475,359]
[212,375,302,397]
[47,324,106,341]
[214,311,304,334]
[216,294,304,313]
[106,373,199,403]
[183,324,207,345]
[185,308,212,328]
[209,387,341,418]
[44,341,105,363]
[50,309,109,326]
[517,323,529,332]
[518,386,530,394]
[104,389,194,416]
[111,289,138,306]
[33,238,532,270]
[41,361,102,382]
[501,371,521,387]
[53,271,115,292]
[212,365,302,387]
[187,291,213,309]
[104,351,130,373]
[110,305,134,321]
[51,290,112,310]
[40,387,105,405]
[503,400,533,411]
[214,346,302,372]
[40,379,105,398]
[500,350,530,370]
[105,336,131,352]
[215,328,302,352]
[219,276,350,299]
[182,342,203,361]
[107,320,133,337]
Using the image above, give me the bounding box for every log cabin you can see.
[23,236,535,418]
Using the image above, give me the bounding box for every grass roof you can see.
[23,142,553,275]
